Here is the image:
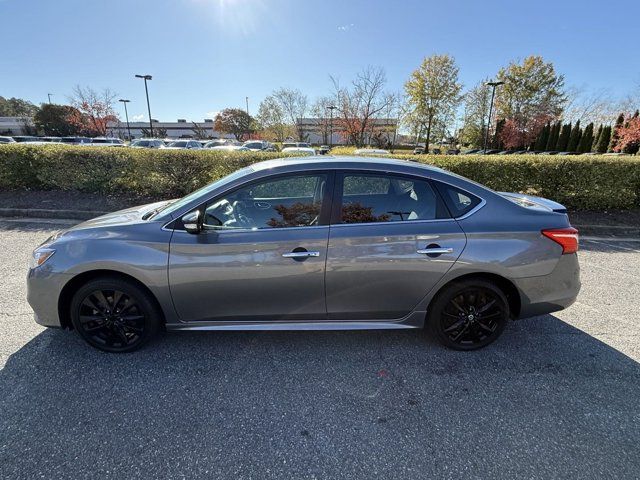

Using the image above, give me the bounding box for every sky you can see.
[1,0,639,122]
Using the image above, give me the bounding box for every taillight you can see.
[542,227,579,254]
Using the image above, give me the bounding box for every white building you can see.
[296,117,398,145]
[106,118,233,140]
[0,116,35,136]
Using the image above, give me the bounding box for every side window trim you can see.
[330,170,451,226]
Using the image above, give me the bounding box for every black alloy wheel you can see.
[429,279,509,350]
[70,277,160,352]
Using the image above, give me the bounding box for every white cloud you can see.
[132,114,145,121]
[206,111,220,119]
[337,23,355,31]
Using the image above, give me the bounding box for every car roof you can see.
[250,155,447,175]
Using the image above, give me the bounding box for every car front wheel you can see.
[70,277,161,353]
[428,279,509,350]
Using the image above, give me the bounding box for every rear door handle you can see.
[282,251,320,258]
[417,247,453,255]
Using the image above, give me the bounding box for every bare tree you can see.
[331,66,394,147]
[309,96,335,144]
[272,88,308,141]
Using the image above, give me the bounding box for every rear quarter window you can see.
[433,181,482,218]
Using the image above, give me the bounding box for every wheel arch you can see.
[427,272,521,320]
[58,269,166,330]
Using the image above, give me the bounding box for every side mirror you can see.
[182,210,201,234]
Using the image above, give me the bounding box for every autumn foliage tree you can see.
[613,111,640,154]
[405,54,462,149]
[214,108,255,141]
[67,85,118,136]
[496,56,566,150]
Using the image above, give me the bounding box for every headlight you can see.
[30,248,55,269]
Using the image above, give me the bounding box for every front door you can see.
[325,172,467,320]
[169,172,332,322]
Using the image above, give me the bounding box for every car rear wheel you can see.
[70,277,161,353]
[428,279,509,350]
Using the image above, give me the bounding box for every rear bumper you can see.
[514,253,581,319]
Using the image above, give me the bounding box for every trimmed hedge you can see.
[1,144,639,210]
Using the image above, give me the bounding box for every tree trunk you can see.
[425,116,432,152]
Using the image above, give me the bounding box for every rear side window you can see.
[433,181,482,218]
[339,173,449,224]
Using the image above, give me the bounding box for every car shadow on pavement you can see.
[1,315,639,479]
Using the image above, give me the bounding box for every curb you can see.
[0,208,110,221]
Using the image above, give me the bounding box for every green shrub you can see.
[0,144,639,210]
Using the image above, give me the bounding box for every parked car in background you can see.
[60,137,93,145]
[354,148,390,155]
[318,145,331,155]
[462,149,480,154]
[87,137,125,147]
[413,147,425,154]
[0,136,16,143]
[129,139,165,149]
[162,140,203,150]
[210,145,250,151]
[12,136,39,143]
[281,146,316,155]
[243,140,277,152]
[27,156,580,353]
[203,139,240,149]
[446,149,460,155]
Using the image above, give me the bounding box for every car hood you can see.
[498,192,567,213]
[68,200,174,231]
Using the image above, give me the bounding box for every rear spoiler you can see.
[498,192,567,214]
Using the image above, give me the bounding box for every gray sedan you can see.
[27,156,580,352]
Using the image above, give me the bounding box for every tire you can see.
[70,276,161,353]
[427,279,510,351]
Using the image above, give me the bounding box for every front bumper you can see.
[27,267,69,328]
[514,253,581,318]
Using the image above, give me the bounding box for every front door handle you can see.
[282,251,320,258]
[417,247,453,255]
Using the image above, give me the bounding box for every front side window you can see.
[339,173,447,224]
[203,174,328,230]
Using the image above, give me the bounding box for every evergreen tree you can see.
[556,122,572,151]
[578,122,594,153]
[567,120,582,152]
[534,123,550,151]
[592,124,603,152]
[608,113,624,152]
[595,125,611,153]
[546,121,560,151]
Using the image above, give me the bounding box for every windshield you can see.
[132,140,149,147]
[153,166,254,219]
[169,141,188,147]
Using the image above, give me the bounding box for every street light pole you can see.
[119,99,131,140]
[47,93,53,104]
[245,96,249,116]
[326,105,336,147]
[135,74,153,137]
[483,81,504,152]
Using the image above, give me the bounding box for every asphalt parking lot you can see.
[1,218,639,479]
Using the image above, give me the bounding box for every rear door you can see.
[325,171,467,320]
